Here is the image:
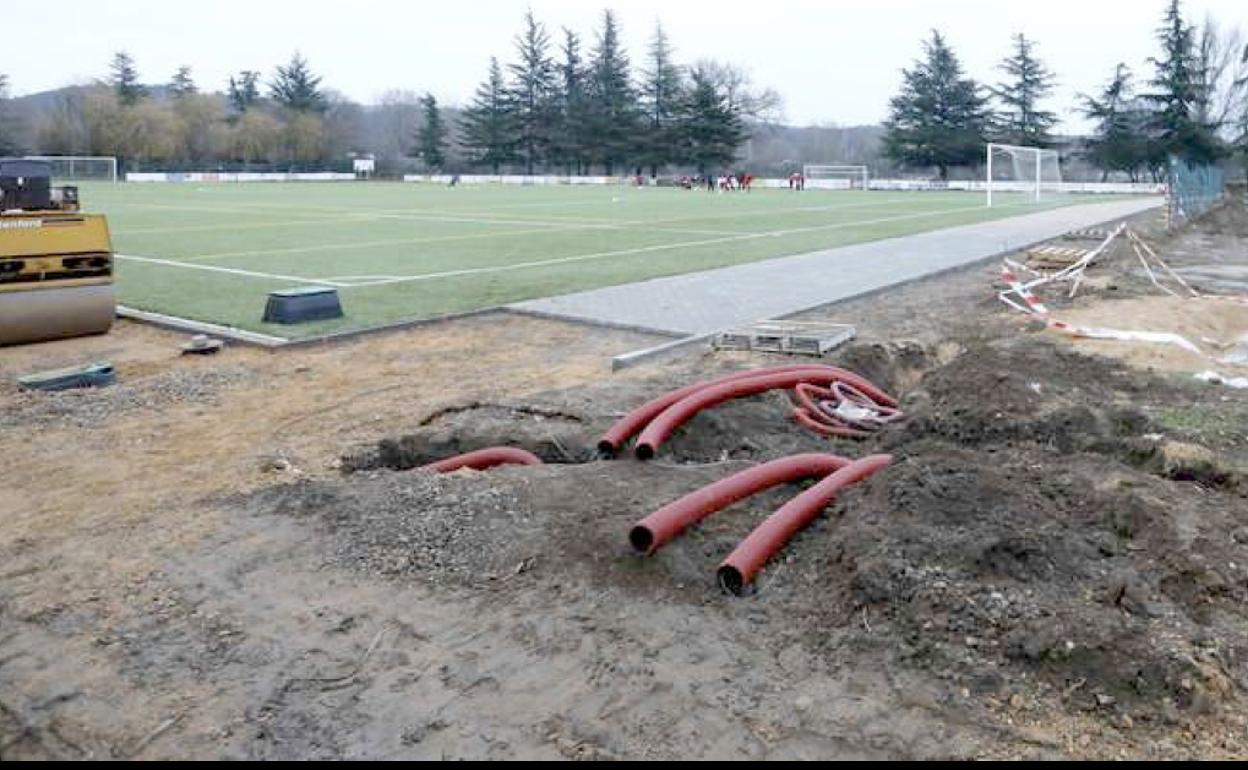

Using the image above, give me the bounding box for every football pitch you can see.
[89,181,1085,338]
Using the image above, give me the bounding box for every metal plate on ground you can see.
[713,320,857,357]
[18,361,115,391]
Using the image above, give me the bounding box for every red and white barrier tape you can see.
[995,224,1245,359]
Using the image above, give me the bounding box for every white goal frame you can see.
[986,144,1060,207]
[22,155,118,183]
[803,164,870,190]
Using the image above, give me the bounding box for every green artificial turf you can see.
[85,181,1082,337]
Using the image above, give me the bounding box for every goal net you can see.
[803,164,869,190]
[23,156,118,184]
[986,144,1061,207]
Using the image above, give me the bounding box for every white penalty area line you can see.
[114,254,347,287]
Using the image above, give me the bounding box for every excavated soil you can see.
[267,335,1247,735]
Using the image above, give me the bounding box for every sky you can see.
[5,0,1244,132]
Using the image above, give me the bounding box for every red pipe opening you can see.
[598,365,854,457]
[635,370,895,460]
[718,454,893,595]
[420,447,544,474]
[630,453,852,555]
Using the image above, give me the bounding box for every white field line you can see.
[177,219,756,263]
[345,199,1051,289]
[121,208,753,244]
[366,211,754,237]
[324,274,408,282]
[483,198,629,210]
[114,254,346,287]
[103,201,333,219]
[120,214,387,236]
[181,192,936,230]
[180,225,588,262]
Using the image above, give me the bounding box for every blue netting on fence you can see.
[1168,156,1225,226]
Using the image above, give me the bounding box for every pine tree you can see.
[169,66,197,98]
[460,58,517,173]
[586,10,640,174]
[507,10,558,174]
[414,93,448,170]
[993,34,1058,147]
[229,71,262,115]
[640,23,685,178]
[1080,64,1151,181]
[110,51,146,106]
[882,31,992,180]
[676,66,746,174]
[1145,0,1222,163]
[270,53,327,113]
[553,29,591,175]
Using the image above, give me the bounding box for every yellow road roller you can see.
[0,159,115,347]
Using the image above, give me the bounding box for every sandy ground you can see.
[2,204,1247,760]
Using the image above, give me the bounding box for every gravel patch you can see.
[0,365,258,432]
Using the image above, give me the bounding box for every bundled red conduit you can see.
[600,364,897,461]
[420,447,543,474]
[792,382,905,439]
[633,369,897,461]
[630,453,853,555]
[598,364,854,457]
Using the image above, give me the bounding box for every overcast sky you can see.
[6,0,1244,131]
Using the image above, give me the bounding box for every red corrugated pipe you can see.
[792,407,872,439]
[718,454,893,595]
[630,453,852,555]
[598,365,853,457]
[420,447,543,474]
[635,369,896,460]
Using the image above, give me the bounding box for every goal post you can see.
[986,144,1061,207]
[803,164,870,190]
[22,156,118,184]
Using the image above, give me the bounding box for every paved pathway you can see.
[511,197,1163,336]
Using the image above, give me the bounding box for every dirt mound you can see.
[824,340,1248,721]
[242,337,1248,731]
[831,443,1245,713]
[242,471,542,586]
[1199,197,1248,238]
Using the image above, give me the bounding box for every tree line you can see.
[884,0,1248,181]
[0,9,777,178]
[1,0,1245,180]
[16,50,365,172]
